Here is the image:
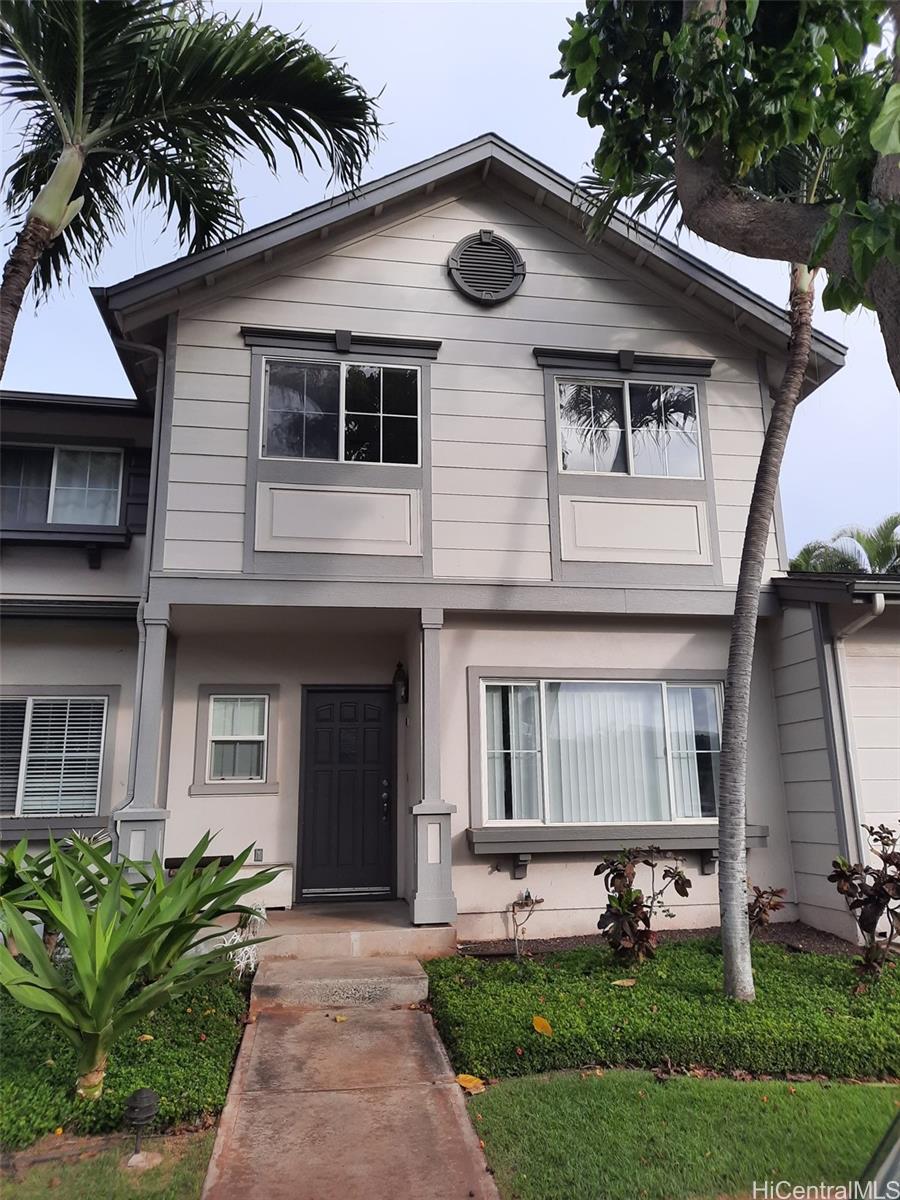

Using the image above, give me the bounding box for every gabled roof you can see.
[93,132,846,387]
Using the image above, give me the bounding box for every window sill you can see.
[467,821,769,856]
[1,526,131,568]
[1,815,106,841]
[188,781,280,797]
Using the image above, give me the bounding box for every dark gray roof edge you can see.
[775,573,900,604]
[1,389,143,412]
[94,132,847,369]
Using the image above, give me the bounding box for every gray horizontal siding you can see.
[164,184,779,583]
[773,604,845,923]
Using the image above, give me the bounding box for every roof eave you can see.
[94,133,847,384]
[775,573,900,604]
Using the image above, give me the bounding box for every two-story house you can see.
[3,135,894,943]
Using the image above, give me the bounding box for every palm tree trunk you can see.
[719,262,816,1002]
[0,215,54,380]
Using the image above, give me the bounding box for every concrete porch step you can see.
[258,903,456,961]
[252,956,429,1009]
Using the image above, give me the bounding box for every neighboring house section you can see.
[2,135,866,941]
[1,391,152,842]
[774,575,900,940]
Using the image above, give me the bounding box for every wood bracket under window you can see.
[86,543,102,570]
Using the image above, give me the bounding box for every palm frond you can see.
[0,0,381,295]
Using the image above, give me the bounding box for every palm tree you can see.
[791,514,900,574]
[0,0,380,376]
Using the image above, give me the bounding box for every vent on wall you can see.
[447,229,525,306]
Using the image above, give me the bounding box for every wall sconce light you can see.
[393,661,409,705]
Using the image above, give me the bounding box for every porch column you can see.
[409,608,458,925]
[115,607,170,863]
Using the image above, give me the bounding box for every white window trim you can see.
[555,376,705,481]
[47,446,124,527]
[259,357,422,467]
[481,677,722,827]
[205,694,270,784]
[9,695,108,818]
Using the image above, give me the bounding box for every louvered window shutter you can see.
[0,699,26,815]
[20,698,107,816]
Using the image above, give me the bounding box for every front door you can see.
[298,687,394,899]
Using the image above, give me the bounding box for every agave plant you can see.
[0,834,279,1099]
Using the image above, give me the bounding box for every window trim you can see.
[2,443,126,531]
[205,693,269,785]
[190,685,280,796]
[1,692,111,819]
[555,376,705,482]
[259,357,422,468]
[469,668,725,831]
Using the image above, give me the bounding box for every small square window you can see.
[207,695,268,782]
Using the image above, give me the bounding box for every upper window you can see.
[206,695,269,782]
[0,696,107,817]
[556,379,702,479]
[483,679,720,825]
[262,359,420,465]
[1,446,123,528]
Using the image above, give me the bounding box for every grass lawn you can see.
[470,1071,900,1200]
[0,977,247,1150]
[426,939,900,1079]
[2,1130,216,1200]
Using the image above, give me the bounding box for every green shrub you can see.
[425,939,900,1080]
[0,976,246,1150]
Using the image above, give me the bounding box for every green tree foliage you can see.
[790,512,900,572]
[556,0,900,377]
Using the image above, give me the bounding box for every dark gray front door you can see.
[299,688,394,899]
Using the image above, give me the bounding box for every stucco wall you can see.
[160,627,412,894]
[0,537,146,603]
[0,620,137,821]
[440,614,796,941]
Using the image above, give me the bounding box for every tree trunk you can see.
[0,215,54,380]
[718,263,816,1002]
[75,1041,108,1101]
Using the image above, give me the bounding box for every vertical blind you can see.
[0,697,106,817]
[485,680,720,824]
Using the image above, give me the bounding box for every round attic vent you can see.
[447,228,525,305]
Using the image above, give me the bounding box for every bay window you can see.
[483,679,720,825]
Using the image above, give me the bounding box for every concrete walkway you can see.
[202,959,498,1200]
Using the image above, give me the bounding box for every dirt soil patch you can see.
[459,920,856,959]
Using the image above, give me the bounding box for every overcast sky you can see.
[3,1,898,553]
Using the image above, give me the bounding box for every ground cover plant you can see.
[0,975,246,1151]
[3,1130,215,1200]
[426,939,900,1080]
[468,1070,900,1200]
[0,833,276,1099]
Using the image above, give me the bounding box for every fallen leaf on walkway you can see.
[333,1014,349,1023]
[612,979,636,987]
[457,1074,486,1095]
[532,1015,553,1037]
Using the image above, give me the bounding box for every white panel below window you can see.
[256,483,422,556]
[560,496,711,564]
